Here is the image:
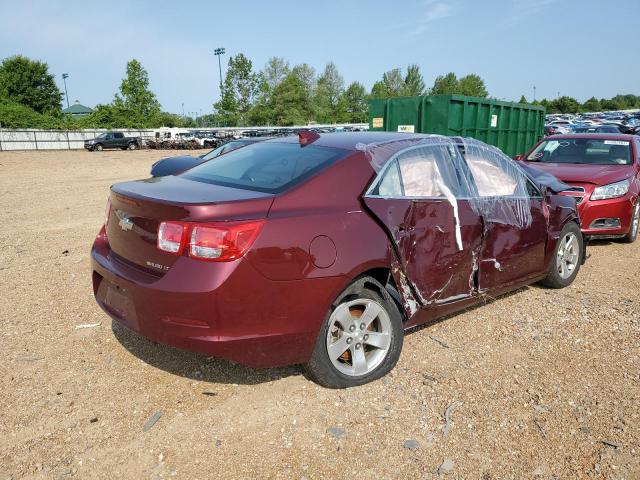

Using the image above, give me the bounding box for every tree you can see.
[340,82,368,123]
[582,97,601,112]
[270,72,313,126]
[0,55,62,113]
[314,62,345,123]
[213,53,260,126]
[263,57,290,91]
[290,63,316,97]
[600,98,622,111]
[431,72,459,95]
[549,96,580,114]
[114,59,161,118]
[403,64,425,96]
[457,74,488,97]
[518,95,528,104]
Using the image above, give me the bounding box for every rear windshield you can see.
[526,139,631,165]
[182,142,349,193]
[201,140,250,160]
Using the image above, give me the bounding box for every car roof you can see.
[263,132,440,151]
[546,133,635,141]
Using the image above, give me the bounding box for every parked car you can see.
[150,137,270,177]
[544,125,563,136]
[601,123,635,134]
[85,132,141,151]
[518,134,639,242]
[92,132,584,388]
[573,125,621,134]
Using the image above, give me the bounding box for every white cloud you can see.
[406,1,454,37]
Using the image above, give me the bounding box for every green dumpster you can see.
[368,94,545,157]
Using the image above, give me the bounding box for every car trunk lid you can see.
[106,176,274,273]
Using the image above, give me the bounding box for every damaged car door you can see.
[364,144,483,309]
[460,143,548,291]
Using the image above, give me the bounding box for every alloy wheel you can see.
[325,299,392,377]
[556,232,579,279]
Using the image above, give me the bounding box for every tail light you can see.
[158,222,187,254]
[157,220,264,262]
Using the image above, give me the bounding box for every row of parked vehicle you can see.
[545,111,640,136]
[89,124,639,388]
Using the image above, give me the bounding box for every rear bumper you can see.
[562,192,637,237]
[91,233,345,368]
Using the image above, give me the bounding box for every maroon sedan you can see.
[519,134,639,242]
[92,132,583,387]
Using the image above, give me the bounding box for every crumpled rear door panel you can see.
[364,197,483,314]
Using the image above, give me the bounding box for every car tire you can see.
[95,144,103,151]
[305,276,404,388]
[539,222,583,289]
[622,203,639,243]
[128,142,137,150]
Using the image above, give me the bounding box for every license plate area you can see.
[103,282,128,318]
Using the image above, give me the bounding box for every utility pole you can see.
[533,85,536,102]
[181,103,185,117]
[62,73,70,109]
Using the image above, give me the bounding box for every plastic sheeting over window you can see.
[460,138,533,229]
[360,135,533,233]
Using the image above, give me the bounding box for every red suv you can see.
[519,134,640,242]
[92,132,583,387]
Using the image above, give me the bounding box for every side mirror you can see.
[513,154,523,161]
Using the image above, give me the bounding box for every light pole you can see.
[214,47,225,95]
[214,47,226,126]
[533,85,536,102]
[62,73,70,109]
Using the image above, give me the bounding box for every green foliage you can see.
[270,72,313,126]
[340,82,368,123]
[370,69,404,98]
[0,100,56,128]
[0,55,63,114]
[403,64,426,96]
[518,95,528,104]
[430,72,488,97]
[431,72,459,95]
[213,54,260,126]
[313,62,345,123]
[582,97,601,112]
[263,57,290,92]
[370,65,426,99]
[3,53,639,130]
[458,74,488,97]
[114,59,160,118]
[547,96,581,114]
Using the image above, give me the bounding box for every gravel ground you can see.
[0,149,638,480]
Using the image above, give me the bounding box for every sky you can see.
[0,0,637,115]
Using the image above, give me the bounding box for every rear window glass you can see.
[526,139,631,165]
[182,142,349,193]
[201,140,250,160]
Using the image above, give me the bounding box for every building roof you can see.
[62,101,93,115]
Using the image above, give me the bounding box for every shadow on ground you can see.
[111,320,302,386]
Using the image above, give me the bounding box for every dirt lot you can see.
[0,149,638,480]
